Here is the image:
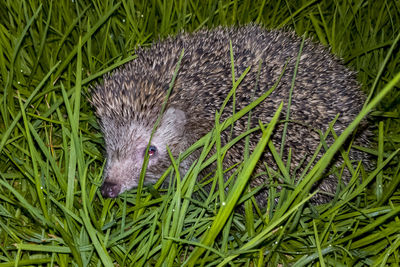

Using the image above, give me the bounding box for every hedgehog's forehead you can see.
[101,118,156,153]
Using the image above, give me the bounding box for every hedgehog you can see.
[91,25,370,206]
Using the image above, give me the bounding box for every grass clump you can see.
[0,0,400,266]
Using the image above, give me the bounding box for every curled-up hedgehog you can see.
[91,25,370,206]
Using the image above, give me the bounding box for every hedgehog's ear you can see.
[160,107,187,132]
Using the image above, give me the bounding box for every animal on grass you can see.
[91,25,370,206]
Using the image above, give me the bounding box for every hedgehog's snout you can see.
[100,181,121,198]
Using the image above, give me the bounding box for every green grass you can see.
[1,0,400,266]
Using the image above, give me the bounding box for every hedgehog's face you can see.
[99,107,188,198]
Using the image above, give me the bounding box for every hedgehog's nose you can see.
[100,181,121,198]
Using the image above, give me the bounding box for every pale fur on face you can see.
[101,107,187,196]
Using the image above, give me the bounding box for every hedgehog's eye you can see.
[147,145,157,157]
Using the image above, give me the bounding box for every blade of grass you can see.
[187,101,283,265]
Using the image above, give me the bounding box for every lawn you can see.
[0,0,399,266]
